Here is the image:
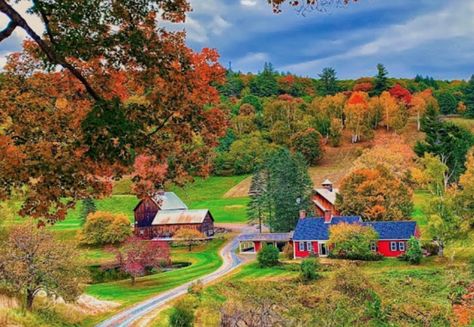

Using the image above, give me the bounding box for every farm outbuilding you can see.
[134,192,214,239]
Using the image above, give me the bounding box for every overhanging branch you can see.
[0,20,17,42]
[0,0,101,101]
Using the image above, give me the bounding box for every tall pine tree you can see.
[80,198,97,225]
[246,149,313,232]
[372,63,390,96]
[463,74,474,118]
[318,67,339,96]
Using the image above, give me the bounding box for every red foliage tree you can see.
[389,84,412,105]
[108,237,171,285]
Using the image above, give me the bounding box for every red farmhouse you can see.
[292,215,420,258]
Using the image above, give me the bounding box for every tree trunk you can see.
[188,243,192,251]
[131,275,136,286]
[417,112,421,131]
[25,289,35,311]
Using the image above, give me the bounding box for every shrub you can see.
[79,211,131,245]
[174,228,205,251]
[169,298,195,327]
[421,241,439,256]
[300,258,320,282]
[282,243,294,260]
[257,245,279,267]
[401,237,422,264]
[328,223,381,261]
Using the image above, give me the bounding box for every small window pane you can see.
[299,242,305,251]
[307,242,312,252]
[390,242,397,251]
[399,242,405,251]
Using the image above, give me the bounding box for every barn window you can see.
[398,242,405,251]
[390,242,397,251]
[299,242,305,252]
[370,241,377,252]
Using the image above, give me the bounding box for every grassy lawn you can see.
[229,262,298,281]
[85,237,225,306]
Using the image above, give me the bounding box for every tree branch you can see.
[0,20,17,42]
[32,0,57,46]
[146,112,175,137]
[0,0,101,101]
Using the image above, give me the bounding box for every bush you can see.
[300,258,320,282]
[401,237,422,264]
[79,211,132,245]
[169,298,195,327]
[421,241,439,256]
[257,245,279,267]
[282,243,294,260]
[328,223,382,261]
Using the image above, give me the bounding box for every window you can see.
[306,241,312,252]
[299,242,305,252]
[390,242,397,251]
[398,241,405,251]
[370,241,377,252]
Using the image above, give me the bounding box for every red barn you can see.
[134,192,214,239]
[313,179,340,217]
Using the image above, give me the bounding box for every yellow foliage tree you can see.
[79,211,132,245]
[380,91,406,131]
[344,91,370,143]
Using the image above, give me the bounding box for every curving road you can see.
[96,230,248,327]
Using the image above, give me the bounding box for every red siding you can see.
[254,241,262,252]
[313,193,340,216]
[294,241,319,258]
[377,240,407,257]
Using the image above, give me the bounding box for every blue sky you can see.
[1,0,474,79]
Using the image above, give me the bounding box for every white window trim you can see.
[299,242,305,252]
[390,241,397,251]
[370,241,377,252]
[398,241,405,251]
[306,241,312,252]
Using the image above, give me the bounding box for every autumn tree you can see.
[410,93,427,131]
[379,91,406,131]
[328,223,379,260]
[108,236,170,285]
[318,67,339,96]
[328,118,343,147]
[336,166,413,221]
[290,128,323,165]
[79,211,132,245]
[454,148,474,227]
[231,104,257,137]
[309,93,345,138]
[372,64,390,96]
[0,1,227,224]
[344,91,370,143]
[389,84,412,105]
[0,223,87,310]
[174,228,205,251]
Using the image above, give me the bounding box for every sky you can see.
[1,0,474,80]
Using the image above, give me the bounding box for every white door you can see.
[319,242,328,257]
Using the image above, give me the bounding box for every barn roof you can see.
[314,188,339,205]
[362,221,418,240]
[293,216,417,241]
[238,232,292,242]
[151,192,188,210]
[151,209,211,225]
[293,216,361,240]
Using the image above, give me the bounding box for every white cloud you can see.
[234,52,269,71]
[210,16,231,35]
[240,0,257,7]
[184,17,209,43]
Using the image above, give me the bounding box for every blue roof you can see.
[293,216,361,241]
[293,217,417,241]
[363,221,417,240]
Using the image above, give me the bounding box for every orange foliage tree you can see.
[336,167,414,221]
[344,91,370,143]
[0,6,227,224]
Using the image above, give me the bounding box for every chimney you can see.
[324,210,332,223]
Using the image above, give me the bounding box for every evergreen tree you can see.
[247,169,270,233]
[249,62,279,97]
[266,149,313,232]
[434,90,458,115]
[415,107,474,182]
[318,67,338,96]
[463,74,474,118]
[372,64,390,96]
[219,70,245,97]
[80,198,97,225]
